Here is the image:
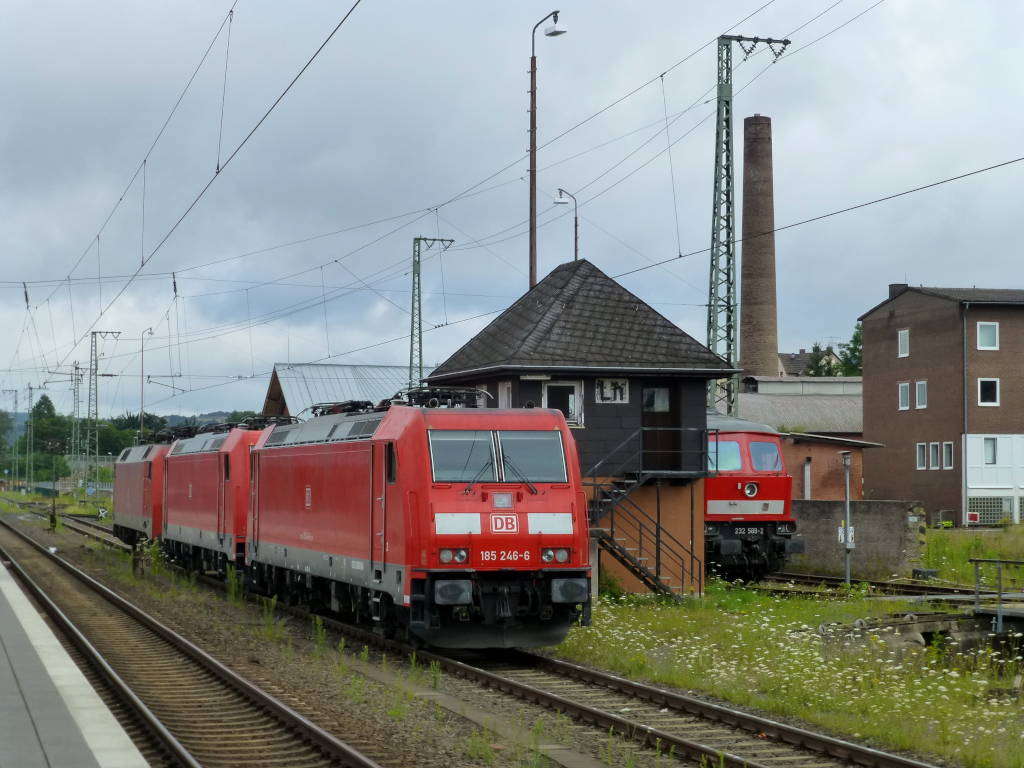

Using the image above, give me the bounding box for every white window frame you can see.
[498,380,512,409]
[542,380,584,427]
[929,442,940,470]
[978,378,1000,407]
[915,380,927,409]
[915,443,927,470]
[984,437,997,465]
[977,321,999,351]
[897,328,909,358]
[898,382,910,410]
[942,441,954,470]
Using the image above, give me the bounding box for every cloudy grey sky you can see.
[2,0,1020,418]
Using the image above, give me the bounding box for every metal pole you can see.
[529,49,537,288]
[139,329,152,443]
[528,10,563,288]
[574,205,579,261]
[841,451,852,585]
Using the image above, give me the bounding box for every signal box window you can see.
[543,381,582,426]
[497,431,567,483]
[708,440,742,472]
[897,328,909,357]
[750,441,782,471]
[428,430,496,482]
[978,378,1000,406]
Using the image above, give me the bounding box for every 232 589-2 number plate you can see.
[734,527,764,536]
[480,550,531,562]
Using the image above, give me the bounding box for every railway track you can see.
[763,571,994,597]
[0,518,381,768]
[3,504,941,767]
[252,599,940,768]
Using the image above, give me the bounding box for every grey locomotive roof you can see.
[737,393,862,434]
[707,411,778,435]
[263,363,434,417]
[860,285,1024,319]
[427,259,732,381]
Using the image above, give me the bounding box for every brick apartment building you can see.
[861,285,1024,525]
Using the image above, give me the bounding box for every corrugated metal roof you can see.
[267,364,434,417]
[737,393,862,434]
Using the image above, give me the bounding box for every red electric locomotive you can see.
[162,426,264,572]
[246,401,591,648]
[113,443,171,545]
[704,413,803,580]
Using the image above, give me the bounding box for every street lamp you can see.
[529,10,567,289]
[139,328,153,443]
[552,187,579,261]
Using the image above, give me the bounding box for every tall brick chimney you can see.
[740,114,780,377]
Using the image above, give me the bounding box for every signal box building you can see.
[425,259,735,595]
[861,285,1024,525]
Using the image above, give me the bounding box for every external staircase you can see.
[587,472,704,599]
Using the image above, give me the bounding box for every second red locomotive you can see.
[704,413,803,579]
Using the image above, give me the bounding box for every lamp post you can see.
[529,10,567,288]
[552,187,579,261]
[139,328,153,443]
[839,450,853,585]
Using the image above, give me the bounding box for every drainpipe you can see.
[962,302,969,525]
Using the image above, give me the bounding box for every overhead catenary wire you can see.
[53,0,365,374]
[613,153,1024,280]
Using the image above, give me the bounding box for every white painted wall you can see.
[964,433,1024,524]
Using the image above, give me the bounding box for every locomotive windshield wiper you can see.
[462,460,493,494]
[501,455,538,494]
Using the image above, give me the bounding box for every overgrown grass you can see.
[923,525,1024,588]
[555,583,1024,768]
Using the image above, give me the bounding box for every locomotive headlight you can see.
[541,548,555,563]
[554,548,569,563]
[776,521,796,535]
[704,523,719,537]
[743,482,759,498]
[453,548,469,563]
[439,548,454,563]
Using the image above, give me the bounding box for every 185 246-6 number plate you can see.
[480,550,531,563]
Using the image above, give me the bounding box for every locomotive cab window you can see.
[497,431,567,483]
[750,441,782,471]
[428,430,496,482]
[707,440,743,471]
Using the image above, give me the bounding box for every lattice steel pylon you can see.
[707,34,789,416]
[70,362,82,479]
[408,237,453,389]
[86,331,120,485]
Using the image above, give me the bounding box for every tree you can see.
[229,410,258,423]
[0,410,12,447]
[805,343,841,377]
[838,322,863,376]
[32,394,56,420]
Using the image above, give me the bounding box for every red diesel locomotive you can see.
[704,413,803,579]
[113,395,591,649]
[113,442,171,545]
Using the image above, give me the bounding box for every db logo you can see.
[491,514,518,533]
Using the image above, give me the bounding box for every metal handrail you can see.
[969,557,1024,632]
[585,427,712,483]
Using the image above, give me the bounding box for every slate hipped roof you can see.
[427,259,733,381]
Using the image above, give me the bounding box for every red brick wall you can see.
[782,439,864,500]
